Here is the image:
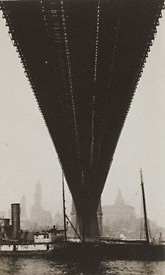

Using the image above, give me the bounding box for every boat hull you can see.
[0,242,164,261]
[49,242,165,261]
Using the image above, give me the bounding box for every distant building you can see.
[20,195,27,220]
[30,182,53,230]
[103,190,137,238]
[103,190,136,229]
[20,195,28,230]
[0,211,6,218]
[54,212,63,227]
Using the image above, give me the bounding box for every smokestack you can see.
[11,203,20,240]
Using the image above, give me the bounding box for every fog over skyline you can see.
[0,10,165,228]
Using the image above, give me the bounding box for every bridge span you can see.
[0,0,163,238]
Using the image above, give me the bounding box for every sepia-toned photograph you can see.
[0,0,164,274]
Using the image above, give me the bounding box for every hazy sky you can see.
[0,10,165,228]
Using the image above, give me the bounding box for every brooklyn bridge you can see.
[0,0,164,239]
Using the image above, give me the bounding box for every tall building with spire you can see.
[30,182,53,230]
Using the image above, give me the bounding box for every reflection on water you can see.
[0,257,164,275]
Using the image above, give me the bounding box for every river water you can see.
[0,257,164,275]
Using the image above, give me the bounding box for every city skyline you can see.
[1,184,164,243]
[0,181,164,233]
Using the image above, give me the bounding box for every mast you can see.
[81,171,85,243]
[140,169,149,244]
[62,170,67,241]
[65,213,82,241]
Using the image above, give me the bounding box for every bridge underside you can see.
[0,0,163,237]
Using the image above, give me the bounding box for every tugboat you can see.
[0,203,65,256]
